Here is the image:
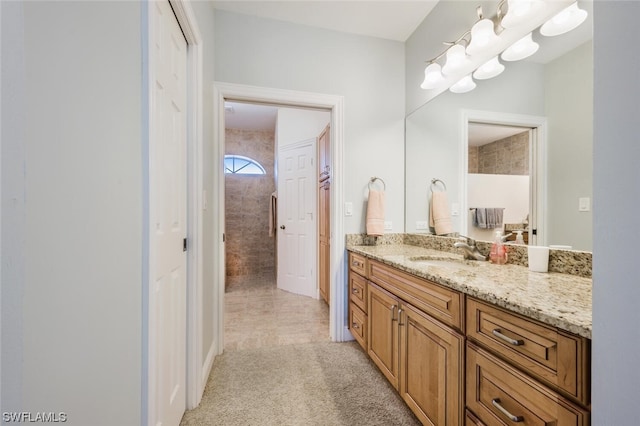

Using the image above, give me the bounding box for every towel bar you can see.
[369,177,386,191]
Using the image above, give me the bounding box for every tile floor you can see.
[224,273,330,351]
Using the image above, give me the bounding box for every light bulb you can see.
[421,63,444,90]
[467,19,499,56]
[501,33,539,61]
[442,44,469,76]
[540,2,588,36]
[501,0,545,28]
[473,57,505,80]
[450,75,476,94]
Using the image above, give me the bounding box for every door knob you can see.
[280,225,286,230]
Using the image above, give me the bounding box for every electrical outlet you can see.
[416,221,429,230]
[384,221,393,231]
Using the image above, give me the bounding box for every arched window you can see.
[224,155,266,175]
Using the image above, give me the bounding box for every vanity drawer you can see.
[466,298,590,405]
[349,252,368,278]
[349,302,367,350]
[349,270,367,313]
[368,259,463,330]
[467,342,589,426]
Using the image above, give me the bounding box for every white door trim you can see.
[142,1,204,424]
[459,109,548,246]
[212,82,347,354]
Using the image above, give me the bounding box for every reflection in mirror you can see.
[405,18,592,251]
[466,123,532,244]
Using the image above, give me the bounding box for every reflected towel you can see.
[429,191,453,235]
[472,208,504,229]
[366,190,385,236]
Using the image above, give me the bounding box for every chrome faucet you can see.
[454,236,488,261]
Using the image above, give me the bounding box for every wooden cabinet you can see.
[347,251,591,426]
[467,342,589,425]
[368,283,401,389]
[400,302,464,425]
[348,253,368,350]
[318,180,330,304]
[367,259,464,424]
[467,298,590,405]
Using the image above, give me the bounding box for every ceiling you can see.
[212,0,440,42]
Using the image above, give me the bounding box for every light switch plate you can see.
[345,202,353,216]
[578,197,590,212]
[384,221,393,230]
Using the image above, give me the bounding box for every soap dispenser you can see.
[515,230,525,245]
[490,230,508,265]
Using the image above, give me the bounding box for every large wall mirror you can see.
[405,1,593,251]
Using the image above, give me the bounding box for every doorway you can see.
[460,110,547,246]
[213,83,347,356]
[222,100,331,349]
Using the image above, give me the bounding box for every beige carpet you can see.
[180,341,420,425]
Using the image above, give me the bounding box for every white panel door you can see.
[277,140,317,298]
[151,1,187,425]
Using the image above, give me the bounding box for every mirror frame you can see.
[459,109,548,245]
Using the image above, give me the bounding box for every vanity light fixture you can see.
[473,56,505,80]
[450,75,476,94]
[501,32,539,61]
[419,0,587,95]
[540,2,587,36]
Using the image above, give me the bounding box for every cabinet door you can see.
[368,282,400,389]
[318,181,330,304]
[319,240,329,303]
[399,302,464,426]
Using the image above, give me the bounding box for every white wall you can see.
[545,41,593,251]
[2,1,142,424]
[276,108,330,148]
[214,10,405,234]
[190,0,217,378]
[592,2,640,422]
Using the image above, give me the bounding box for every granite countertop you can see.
[347,244,592,339]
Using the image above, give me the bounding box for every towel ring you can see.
[430,178,446,192]
[369,177,386,191]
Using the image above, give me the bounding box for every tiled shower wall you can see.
[225,128,276,279]
[468,131,529,175]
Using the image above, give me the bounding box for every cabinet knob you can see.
[352,288,359,294]
[352,322,359,329]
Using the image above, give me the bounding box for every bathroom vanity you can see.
[347,236,591,425]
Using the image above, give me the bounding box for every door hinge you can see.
[223,233,226,242]
[532,229,537,236]
[183,238,187,252]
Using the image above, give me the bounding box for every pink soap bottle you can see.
[489,231,508,265]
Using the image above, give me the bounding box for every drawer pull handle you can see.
[352,261,361,267]
[492,398,524,422]
[391,305,397,322]
[492,329,524,346]
[398,308,404,326]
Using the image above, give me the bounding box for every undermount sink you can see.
[408,255,482,271]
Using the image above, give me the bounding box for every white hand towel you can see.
[429,191,453,235]
[366,190,385,236]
